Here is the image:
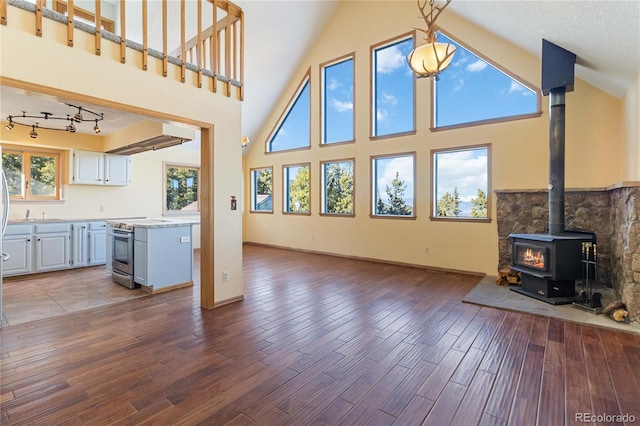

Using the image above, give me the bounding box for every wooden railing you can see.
[1,0,244,100]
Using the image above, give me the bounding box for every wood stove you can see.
[508,40,594,305]
[510,232,594,303]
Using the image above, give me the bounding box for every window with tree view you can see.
[372,153,415,217]
[321,160,354,216]
[432,145,490,220]
[251,167,273,212]
[164,163,199,214]
[283,163,310,214]
[2,149,60,200]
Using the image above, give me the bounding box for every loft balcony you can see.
[1,0,244,100]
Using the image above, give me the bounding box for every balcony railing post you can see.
[212,1,218,93]
[162,0,167,77]
[67,0,74,46]
[1,0,7,26]
[35,0,42,36]
[95,0,101,55]
[197,0,202,88]
[180,0,186,83]
[142,0,148,71]
[120,0,126,63]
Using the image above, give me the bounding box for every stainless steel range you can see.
[111,222,138,289]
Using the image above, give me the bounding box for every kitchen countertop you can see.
[7,216,145,225]
[106,218,200,229]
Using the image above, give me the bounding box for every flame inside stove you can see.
[519,247,545,269]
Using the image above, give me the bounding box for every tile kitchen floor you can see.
[1,266,149,326]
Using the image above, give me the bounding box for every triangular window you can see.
[267,71,311,152]
[434,33,540,129]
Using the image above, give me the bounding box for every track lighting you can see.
[5,104,104,138]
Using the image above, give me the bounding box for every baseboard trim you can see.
[144,281,194,294]
[243,241,485,278]
[214,295,244,308]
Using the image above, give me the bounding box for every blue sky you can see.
[268,32,534,213]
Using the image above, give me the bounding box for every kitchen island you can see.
[106,218,198,293]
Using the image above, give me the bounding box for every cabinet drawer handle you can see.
[27,238,31,242]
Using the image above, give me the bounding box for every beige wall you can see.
[1,6,243,302]
[243,0,625,276]
[623,72,640,180]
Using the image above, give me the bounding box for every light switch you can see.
[180,236,190,243]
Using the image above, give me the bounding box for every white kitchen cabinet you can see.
[35,232,70,272]
[88,222,107,265]
[104,154,130,186]
[2,221,106,277]
[2,234,33,276]
[105,224,113,272]
[133,239,147,286]
[70,150,130,186]
[72,150,104,185]
[71,223,88,268]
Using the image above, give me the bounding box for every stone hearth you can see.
[496,184,640,323]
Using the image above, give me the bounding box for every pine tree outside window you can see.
[371,153,415,218]
[283,163,310,214]
[320,159,354,216]
[431,145,490,221]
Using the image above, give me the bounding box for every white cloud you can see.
[454,79,465,92]
[435,149,488,201]
[380,91,398,105]
[330,98,353,112]
[376,45,406,74]
[466,59,488,73]
[508,80,534,96]
[327,78,341,91]
[376,109,389,122]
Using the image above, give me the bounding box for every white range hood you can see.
[105,123,195,155]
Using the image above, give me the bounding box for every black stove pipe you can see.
[548,88,566,236]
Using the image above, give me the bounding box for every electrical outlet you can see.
[311,235,315,242]
[223,271,229,282]
[99,206,105,212]
[424,247,430,254]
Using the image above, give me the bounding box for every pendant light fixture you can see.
[407,0,456,79]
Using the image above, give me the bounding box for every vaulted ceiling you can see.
[2,1,639,143]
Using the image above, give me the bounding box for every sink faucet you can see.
[25,209,30,220]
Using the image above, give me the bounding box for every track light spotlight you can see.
[6,119,14,130]
[66,122,76,133]
[73,107,83,123]
[94,120,101,134]
[29,125,38,139]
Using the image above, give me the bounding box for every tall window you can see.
[267,71,311,152]
[432,145,490,221]
[321,159,354,216]
[372,153,415,218]
[434,33,539,129]
[371,34,415,138]
[251,167,273,212]
[2,149,61,200]
[163,163,199,215]
[283,163,310,214]
[321,54,354,144]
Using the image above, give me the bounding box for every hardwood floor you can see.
[1,244,639,425]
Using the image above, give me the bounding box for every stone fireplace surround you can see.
[496,183,640,323]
